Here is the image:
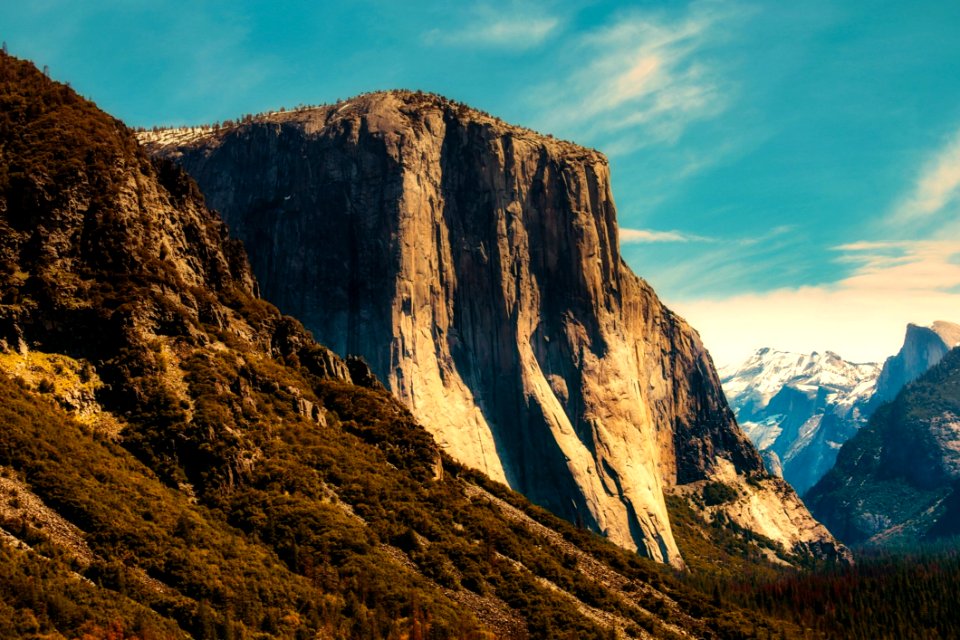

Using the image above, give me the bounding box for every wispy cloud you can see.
[423,4,560,50]
[532,2,741,151]
[834,240,960,293]
[892,126,960,223]
[671,240,960,367]
[629,224,798,297]
[665,119,960,368]
[173,18,275,110]
[619,227,711,243]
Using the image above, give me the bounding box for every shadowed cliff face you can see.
[870,321,960,410]
[143,91,839,566]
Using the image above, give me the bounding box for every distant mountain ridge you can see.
[720,349,880,495]
[721,321,960,500]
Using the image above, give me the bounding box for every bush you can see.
[703,481,739,506]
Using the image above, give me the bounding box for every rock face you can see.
[141,91,841,566]
[870,321,960,409]
[806,348,960,546]
[7,54,776,638]
[720,349,880,495]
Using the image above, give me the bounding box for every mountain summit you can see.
[870,321,960,409]
[720,349,880,494]
[142,91,843,566]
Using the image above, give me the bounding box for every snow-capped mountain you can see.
[720,349,881,495]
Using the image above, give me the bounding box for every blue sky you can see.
[3,0,959,365]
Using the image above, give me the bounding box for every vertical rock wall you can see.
[142,91,838,566]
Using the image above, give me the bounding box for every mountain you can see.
[0,51,805,640]
[140,92,844,568]
[805,347,960,546]
[870,321,960,409]
[720,349,880,495]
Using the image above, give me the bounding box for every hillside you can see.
[0,51,808,640]
[806,348,960,546]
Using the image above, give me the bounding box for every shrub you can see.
[703,481,739,506]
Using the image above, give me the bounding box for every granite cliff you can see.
[142,91,843,566]
[870,321,960,409]
[5,52,799,639]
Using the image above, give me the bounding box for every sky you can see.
[3,0,959,366]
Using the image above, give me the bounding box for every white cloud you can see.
[893,127,960,222]
[532,2,738,150]
[670,240,960,368]
[424,5,560,50]
[659,123,960,369]
[619,227,709,243]
[629,225,797,296]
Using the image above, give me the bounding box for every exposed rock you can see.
[672,460,851,563]
[760,450,783,478]
[870,321,960,409]
[346,355,386,390]
[142,91,841,566]
[289,386,325,426]
[0,468,95,566]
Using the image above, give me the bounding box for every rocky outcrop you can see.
[673,460,851,564]
[870,321,960,409]
[720,349,880,495]
[142,91,841,566]
[806,348,960,545]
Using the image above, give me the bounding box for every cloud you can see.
[660,122,960,369]
[532,2,739,150]
[670,240,960,367]
[680,131,960,368]
[627,224,798,297]
[619,228,710,243]
[892,126,960,223]
[423,5,560,50]
[835,240,960,293]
